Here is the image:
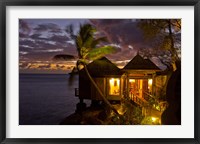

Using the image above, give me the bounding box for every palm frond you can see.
[87,46,116,60]
[79,24,96,45]
[91,37,108,48]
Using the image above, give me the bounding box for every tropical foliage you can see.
[138,19,181,70]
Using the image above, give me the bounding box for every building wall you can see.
[79,76,123,101]
[79,71,165,101]
[91,78,106,100]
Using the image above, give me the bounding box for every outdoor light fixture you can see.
[152,117,156,121]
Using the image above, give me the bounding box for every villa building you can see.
[75,54,169,123]
[76,54,167,107]
[123,54,161,102]
[77,57,125,101]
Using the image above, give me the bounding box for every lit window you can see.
[148,79,153,93]
[109,78,120,95]
[148,79,152,85]
[129,79,135,83]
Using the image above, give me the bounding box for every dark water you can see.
[19,74,89,125]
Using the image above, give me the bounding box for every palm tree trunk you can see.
[83,64,122,119]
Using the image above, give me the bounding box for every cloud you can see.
[128,45,133,50]
[34,23,62,33]
[90,19,158,60]
[20,45,34,49]
[29,33,47,40]
[18,20,97,62]
[20,19,170,62]
[19,34,76,61]
[90,19,132,28]
[19,38,37,48]
[35,49,64,53]
[19,19,31,35]
[109,43,121,49]
[49,34,69,44]
[29,33,69,45]
[19,51,29,55]
[19,32,28,38]
[67,40,75,45]
[91,20,137,44]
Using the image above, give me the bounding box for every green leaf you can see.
[87,46,116,60]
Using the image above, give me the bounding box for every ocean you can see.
[19,74,90,125]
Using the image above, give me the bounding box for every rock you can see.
[60,106,105,125]
[75,102,86,113]
[161,61,181,125]
[60,113,82,125]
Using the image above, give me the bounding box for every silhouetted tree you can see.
[138,19,181,124]
[138,19,181,71]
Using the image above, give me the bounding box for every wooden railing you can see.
[132,95,148,107]
[143,91,155,101]
[123,91,168,120]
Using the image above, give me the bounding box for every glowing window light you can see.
[117,79,120,86]
[129,79,135,82]
[109,78,120,95]
[148,79,153,85]
[110,78,114,85]
[110,78,120,86]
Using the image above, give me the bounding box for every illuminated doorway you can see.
[129,79,153,99]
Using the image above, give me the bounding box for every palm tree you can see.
[66,23,121,118]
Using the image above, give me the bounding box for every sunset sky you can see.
[19,19,180,73]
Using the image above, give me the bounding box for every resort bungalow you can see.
[75,54,168,123]
[76,54,167,108]
[77,57,125,102]
[123,54,161,102]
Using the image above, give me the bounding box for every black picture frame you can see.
[0,0,199,143]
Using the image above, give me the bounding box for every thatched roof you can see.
[80,57,124,77]
[123,54,160,70]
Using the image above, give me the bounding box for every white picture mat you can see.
[6,6,194,138]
